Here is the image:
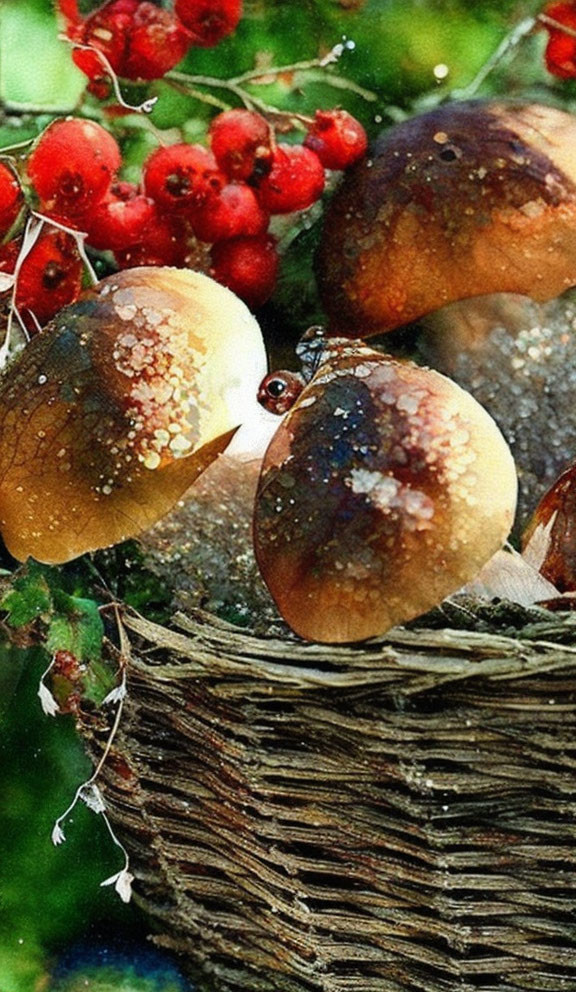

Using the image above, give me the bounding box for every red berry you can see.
[69,0,191,84]
[122,2,192,79]
[0,162,23,237]
[86,182,155,251]
[143,143,224,213]
[192,182,269,243]
[210,234,279,308]
[209,109,273,182]
[27,118,121,221]
[0,238,21,277]
[257,144,325,214]
[303,109,368,171]
[174,0,242,47]
[10,229,83,332]
[56,0,81,22]
[70,0,139,81]
[543,3,576,78]
[114,210,188,268]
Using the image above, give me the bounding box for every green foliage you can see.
[0,561,52,628]
[0,0,85,110]
[47,594,103,663]
[0,644,143,992]
[1,561,104,665]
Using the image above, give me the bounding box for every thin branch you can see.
[296,68,377,103]
[166,78,232,112]
[32,211,99,285]
[62,37,158,113]
[538,12,576,41]
[165,40,377,118]
[230,45,355,86]
[0,214,44,369]
[50,604,132,902]
[0,138,35,156]
[452,16,537,100]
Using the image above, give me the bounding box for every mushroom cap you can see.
[0,267,267,563]
[254,340,517,643]
[522,463,576,592]
[317,100,576,335]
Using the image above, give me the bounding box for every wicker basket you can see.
[79,606,576,992]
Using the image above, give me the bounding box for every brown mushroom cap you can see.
[253,339,517,643]
[0,266,267,563]
[522,463,576,592]
[317,101,576,335]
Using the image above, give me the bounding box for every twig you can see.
[165,78,232,113]
[0,214,44,369]
[49,605,132,902]
[452,16,537,100]
[0,137,35,156]
[538,12,576,41]
[62,37,158,113]
[166,39,377,118]
[32,211,99,285]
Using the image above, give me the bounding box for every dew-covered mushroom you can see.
[253,336,517,643]
[0,266,267,563]
[317,101,576,335]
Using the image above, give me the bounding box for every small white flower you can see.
[80,783,106,815]
[51,823,66,846]
[101,682,127,707]
[38,682,59,717]
[100,868,134,903]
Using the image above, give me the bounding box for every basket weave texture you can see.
[80,608,576,992]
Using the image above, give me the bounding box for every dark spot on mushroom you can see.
[438,145,459,162]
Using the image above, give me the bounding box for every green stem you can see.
[538,12,576,41]
[452,16,537,100]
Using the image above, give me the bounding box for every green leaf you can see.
[47,593,104,663]
[0,0,85,111]
[0,561,53,628]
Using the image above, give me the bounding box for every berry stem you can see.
[165,37,377,117]
[62,38,159,113]
[538,11,576,41]
[167,70,276,114]
[31,211,99,285]
[167,64,376,121]
[0,137,35,156]
[0,214,44,369]
[166,78,232,112]
[294,68,377,103]
[451,15,537,100]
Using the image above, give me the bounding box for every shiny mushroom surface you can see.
[317,101,576,335]
[0,266,267,563]
[254,339,517,643]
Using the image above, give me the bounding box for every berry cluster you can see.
[0,104,367,329]
[542,2,576,78]
[59,0,242,97]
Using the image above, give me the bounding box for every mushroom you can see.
[317,100,576,335]
[253,335,517,643]
[0,266,267,563]
[522,460,576,593]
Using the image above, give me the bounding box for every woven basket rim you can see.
[121,605,576,693]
